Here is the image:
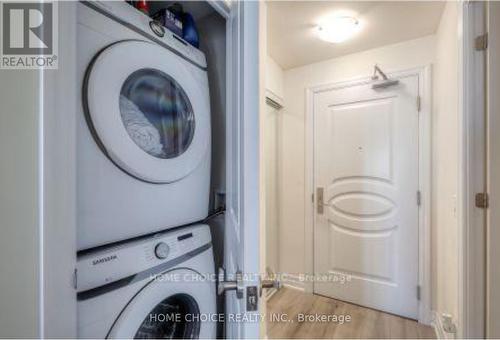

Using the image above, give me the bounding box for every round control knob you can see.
[154,242,169,259]
[149,21,165,38]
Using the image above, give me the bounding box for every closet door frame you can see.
[457,1,487,338]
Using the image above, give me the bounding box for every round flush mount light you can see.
[317,16,361,43]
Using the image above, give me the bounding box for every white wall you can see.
[432,0,459,326]
[266,56,284,100]
[280,35,437,286]
[0,70,41,337]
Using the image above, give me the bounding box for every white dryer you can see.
[77,1,211,250]
[77,224,216,338]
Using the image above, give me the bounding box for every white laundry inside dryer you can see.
[119,95,164,157]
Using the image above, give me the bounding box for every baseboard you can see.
[281,274,305,291]
[265,287,278,300]
[432,311,456,339]
[419,305,433,326]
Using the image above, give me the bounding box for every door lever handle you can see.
[317,187,324,214]
[217,267,244,299]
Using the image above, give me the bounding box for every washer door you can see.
[84,40,209,183]
[108,269,214,339]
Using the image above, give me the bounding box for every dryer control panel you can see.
[76,224,211,293]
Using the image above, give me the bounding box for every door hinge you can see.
[312,193,314,203]
[475,33,488,51]
[73,268,78,290]
[417,190,421,206]
[417,285,421,301]
[475,192,489,209]
[417,95,421,112]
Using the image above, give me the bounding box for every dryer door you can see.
[84,40,210,183]
[107,269,215,339]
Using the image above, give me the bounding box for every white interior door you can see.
[313,75,420,319]
[224,1,260,338]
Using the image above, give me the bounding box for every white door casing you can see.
[458,1,487,337]
[313,74,421,319]
[487,2,500,337]
[224,1,260,338]
[264,97,281,279]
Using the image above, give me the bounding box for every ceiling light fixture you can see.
[317,16,361,43]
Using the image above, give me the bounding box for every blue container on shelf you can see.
[182,12,199,48]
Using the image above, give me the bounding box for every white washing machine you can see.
[77,224,216,338]
[77,1,211,250]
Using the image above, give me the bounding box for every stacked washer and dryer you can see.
[76,2,216,338]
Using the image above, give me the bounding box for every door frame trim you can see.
[457,2,487,338]
[304,65,432,324]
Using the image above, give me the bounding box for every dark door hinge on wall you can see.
[417,95,421,112]
[417,190,421,206]
[73,268,78,290]
[417,285,421,301]
[475,192,489,209]
[475,33,488,51]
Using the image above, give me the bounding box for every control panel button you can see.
[154,242,169,259]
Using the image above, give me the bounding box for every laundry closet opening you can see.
[74,1,230,338]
